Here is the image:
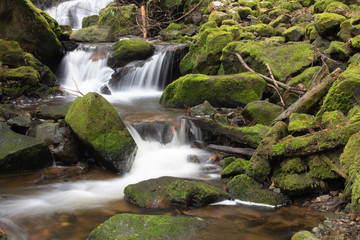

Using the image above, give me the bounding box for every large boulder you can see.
[242,101,284,125]
[70,25,116,42]
[0,0,64,70]
[108,39,155,68]
[65,92,137,173]
[88,213,207,240]
[221,41,318,82]
[0,122,53,172]
[314,13,347,39]
[159,72,266,108]
[124,176,231,208]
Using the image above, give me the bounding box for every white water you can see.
[46,0,112,29]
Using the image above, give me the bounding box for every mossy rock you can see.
[0,0,64,70]
[108,39,155,68]
[220,156,237,168]
[263,36,286,46]
[179,24,237,75]
[221,41,317,82]
[306,22,320,41]
[188,100,217,117]
[314,13,347,38]
[221,158,249,178]
[277,1,302,12]
[287,66,322,88]
[88,213,207,240]
[39,10,62,39]
[338,20,352,42]
[209,11,230,26]
[227,174,289,206]
[299,0,315,7]
[242,100,284,125]
[124,176,231,208]
[352,35,360,50]
[307,155,340,180]
[317,65,360,116]
[313,0,339,13]
[65,92,136,173]
[82,15,99,28]
[159,72,266,108]
[273,172,328,195]
[283,26,306,42]
[70,25,116,42]
[321,110,349,128]
[0,122,53,172]
[347,105,360,122]
[243,24,275,37]
[237,7,253,18]
[98,4,140,38]
[291,230,320,240]
[326,41,351,61]
[280,157,307,174]
[269,14,292,28]
[288,113,317,132]
[324,2,350,15]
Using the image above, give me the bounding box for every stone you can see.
[227,174,289,206]
[0,122,53,172]
[325,41,351,61]
[7,115,31,134]
[82,15,99,28]
[283,26,306,42]
[33,102,71,120]
[220,158,249,178]
[0,0,64,70]
[159,72,266,108]
[208,11,230,26]
[291,230,320,240]
[108,39,155,68]
[88,213,206,240]
[287,66,322,88]
[242,100,283,125]
[65,92,137,173]
[189,101,217,117]
[288,113,317,132]
[70,25,116,42]
[124,176,231,208]
[280,158,307,174]
[314,13,347,39]
[321,110,348,128]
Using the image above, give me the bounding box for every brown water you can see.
[0,168,323,240]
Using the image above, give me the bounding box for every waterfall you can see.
[46,0,113,29]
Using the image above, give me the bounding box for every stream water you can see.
[0,2,324,239]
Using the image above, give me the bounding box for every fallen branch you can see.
[235,53,306,96]
[72,77,84,96]
[309,64,328,90]
[266,63,287,108]
[319,154,347,180]
[270,68,342,125]
[207,144,255,157]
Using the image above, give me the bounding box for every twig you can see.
[319,154,347,180]
[235,53,306,96]
[266,63,287,108]
[72,77,84,96]
[309,64,328,90]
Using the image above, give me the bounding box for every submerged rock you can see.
[0,122,53,172]
[88,213,207,240]
[160,72,266,108]
[65,92,137,173]
[124,176,231,208]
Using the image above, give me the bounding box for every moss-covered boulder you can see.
[324,2,350,15]
[209,11,230,26]
[179,22,240,75]
[352,35,360,50]
[0,122,53,172]
[70,25,116,42]
[242,101,284,125]
[243,23,275,37]
[321,110,348,128]
[98,4,140,38]
[108,39,155,68]
[313,0,339,13]
[221,158,249,178]
[65,92,136,173]
[291,230,320,240]
[347,105,360,122]
[338,20,352,42]
[280,157,307,174]
[159,72,266,108]
[283,26,306,42]
[221,41,317,82]
[317,65,360,115]
[288,113,317,132]
[82,15,99,28]
[124,176,231,208]
[314,13,347,38]
[227,174,289,206]
[307,155,340,180]
[0,0,64,70]
[326,41,351,61]
[88,213,207,240]
[287,66,322,88]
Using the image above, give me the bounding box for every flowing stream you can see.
[0,2,324,239]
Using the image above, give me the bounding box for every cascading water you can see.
[46,0,113,29]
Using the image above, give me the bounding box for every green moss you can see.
[209,11,229,26]
[324,2,350,14]
[82,15,99,28]
[280,158,307,174]
[321,110,348,128]
[283,26,306,41]
[347,106,360,122]
[352,35,360,49]
[291,230,320,240]
[244,24,275,37]
[70,25,115,42]
[326,41,351,61]
[306,23,320,41]
[274,172,327,193]
[242,100,283,125]
[287,66,322,88]
[221,158,249,178]
[288,113,317,132]
[39,10,62,38]
[277,1,302,12]
[314,13,347,37]
[88,213,207,240]
[111,39,155,64]
[237,7,253,18]
[313,0,339,13]
[308,155,340,180]
[220,156,237,168]
[159,72,266,108]
[338,20,352,42]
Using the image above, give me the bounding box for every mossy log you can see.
[207,144,255,157]
[189,117,269,148]
[270,121,360,158]
[270,68,342,125]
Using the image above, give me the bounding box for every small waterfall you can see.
[46,0,112,29]
[109,45,180,91]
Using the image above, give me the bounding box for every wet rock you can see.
[292,230,320,240]
[70,25,116,42]
[124,176,231,208]
[62,41,79,51]
[33,102,72,121]
[0,122,53,172]
[7,115,31,134]
[220,158,249,178]
[132,120,174,144]
[40,164,88,180]
[65,92,136,173]
[227,174,289,206]
[100,85,111,95]
[242,100,283,125]
[189,101,217,117]
[88,213,207,240]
